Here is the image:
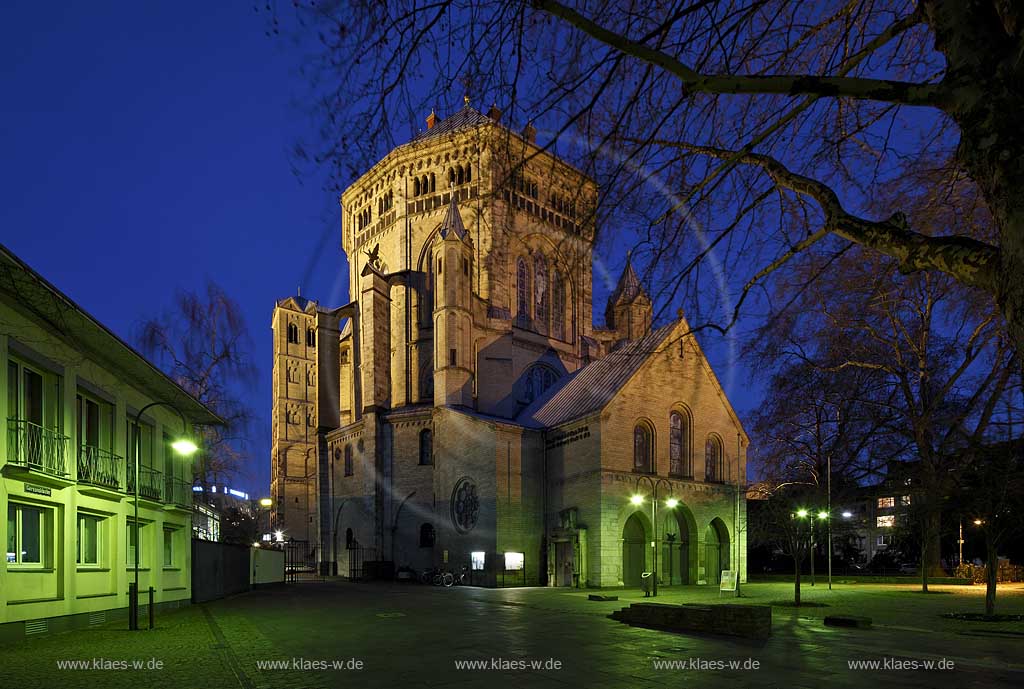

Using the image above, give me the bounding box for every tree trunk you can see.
[985,531,998,617]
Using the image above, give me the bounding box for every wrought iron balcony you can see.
[127,464,163,501]
[164,475,193,509]
[6,418,69,477]
[77,444,123,491]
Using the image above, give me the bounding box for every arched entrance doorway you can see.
[704,518,730,585]
[622,513,647,586]
[661,510,692,585]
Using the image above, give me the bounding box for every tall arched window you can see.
[670,410,691,477]
[419,428,433,465]
[419,523,435,548]
[345,528,354,549]
[306,328,316,348]
[457,166,465,185]
[705,435,723,483]
[344,444,353,477]
[421,175,428,194]
[430,172,436,192]
[551,271,566,340]
[448,168,456,187]
[516,257,529,327]
[634,423,654,473]
[524,365,558,403]
[413,177,420,196]
[287,323,298,344]
[465,164,472,183]
[534,254,548,334]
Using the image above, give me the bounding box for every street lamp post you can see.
[130,401,197,631]
[632,476,673,597]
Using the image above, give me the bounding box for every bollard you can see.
[128,582,137,630]
[148,586,155,629]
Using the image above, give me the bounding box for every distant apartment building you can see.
[0,245,220,641]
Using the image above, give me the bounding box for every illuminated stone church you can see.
[270,103,747,587]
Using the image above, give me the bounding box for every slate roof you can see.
[413,106,494,142]
[517,322,676,428]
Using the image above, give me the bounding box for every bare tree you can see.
[137,282,257,485]
[955,439,1024,616]
[273,0,1024,353]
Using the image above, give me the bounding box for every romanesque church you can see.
[270,103,747,587]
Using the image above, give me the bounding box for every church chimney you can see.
[426,109,437,130]
[523,121,536,144]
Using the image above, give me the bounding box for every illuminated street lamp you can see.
[841,511,853,518]
[631,476,673,597]
[259,497,273,508]
[130,401,197,631]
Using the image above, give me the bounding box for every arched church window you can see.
[344,444,353,477]
[465,164,472,183]
[457,166,465,185]
[524,365,558,403]
[516,257,529,327]
[670,410,691,477]
[421,368,434,402]
[551,271,566,340]
[413,177,420,196]
[345,528,354,549]
[534,254,548,334]
[634,422,654,473]
[306,328,316,348]
[430,172,436,193]
[287,323,298,344]
[419,428,433,465]
[705,434,723,483]
[448,168,456,187]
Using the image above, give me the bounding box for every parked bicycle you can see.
[420,566,468,587]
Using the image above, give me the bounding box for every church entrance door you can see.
[622,513,646,587]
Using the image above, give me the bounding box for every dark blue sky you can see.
[1,2,757,495]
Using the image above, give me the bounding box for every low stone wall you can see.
[610,603,771,639]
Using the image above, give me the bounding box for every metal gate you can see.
[347,546,369,580]
[284,540,318,582]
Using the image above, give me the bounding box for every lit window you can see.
[471,551,485,571]
[877,515,895,528]
[504,552,525,570]
[900,495,911,506]
[77,514,101,566]
[8,503,45,566]
[878,497,895,509]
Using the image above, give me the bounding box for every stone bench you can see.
[609,603,771,639]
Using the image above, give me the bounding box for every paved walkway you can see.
[1,580,1021,688]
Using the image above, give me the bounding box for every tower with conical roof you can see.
[605,253,652,343]
[432,193,474,407]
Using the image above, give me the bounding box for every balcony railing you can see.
[127,464,163,501]
[6,418,69,477]
[77,444,124,491]
[164,475,193,509]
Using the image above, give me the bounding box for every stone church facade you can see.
[270,104,748,587]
